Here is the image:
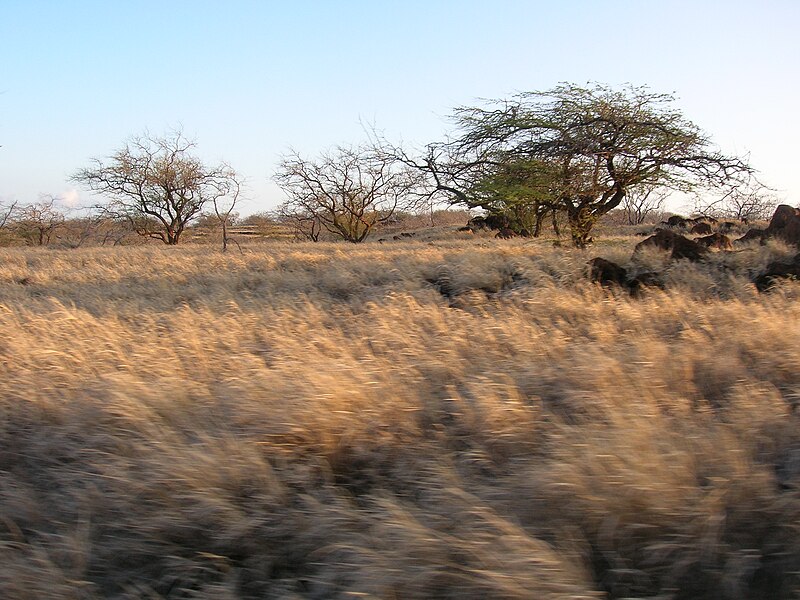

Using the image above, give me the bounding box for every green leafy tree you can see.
[408,84,751,247]
[468,158,564,236]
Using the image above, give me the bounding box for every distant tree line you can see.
[0,197,142,248]
[7,83,768,248]
[274,83,758,246]
[0,194,473,249]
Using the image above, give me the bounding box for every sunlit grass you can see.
[0,236,799,598]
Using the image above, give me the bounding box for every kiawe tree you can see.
[465,157,564,236]
[694,177,777,222]
[621,183,670,225]
[411,84,752,246]
[0,200,17,231]
[13,196,65,246]
[274,144,419,243]
[73,130,240,245]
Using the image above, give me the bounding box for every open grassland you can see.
[1,235,800,599]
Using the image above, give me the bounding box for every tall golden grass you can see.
[1,236,799,598]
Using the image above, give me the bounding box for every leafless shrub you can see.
[274,144,422,243]
[73,129,241,245]
[621,185,670,224]
[11,196,65,246]
[695,178,779,221]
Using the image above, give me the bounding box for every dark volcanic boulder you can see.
[736,227,766,245]
[484,214,511,230]
[690,222,713,235]
[495,228,516,239]
[695,232,733,251]
[628,271,665,296]
[589,258,664,296]
[634,229,709,261]
[467,216,486,230]
[426,268,455,299]
[762,205,800,246]
[589,258,628,287]
[754,253,800,291]
[665,215,688,228]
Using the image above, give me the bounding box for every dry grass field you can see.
[1,233,800,599]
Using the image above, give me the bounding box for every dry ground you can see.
[1,234,799,599]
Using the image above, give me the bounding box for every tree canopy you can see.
[405,83,752,246]
[274,144,420,243]
[73,130,239,245]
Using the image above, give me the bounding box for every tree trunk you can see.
[533,211,543,237]
[551,208,561,237]
[567,205,595,248]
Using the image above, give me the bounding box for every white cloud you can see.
[59,189,81,208]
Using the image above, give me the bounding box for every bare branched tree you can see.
[622,185,670,225]
[212,175,242,252]
[274,144,419,243]
[56,212,131,249]
[73,130,240,245]
[13,196,65,246]
[694,178,777,222]
[0,200,17,229]
[0,200,18,245]
[57,214,99,249]
[275,203,322,241]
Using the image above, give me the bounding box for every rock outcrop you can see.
[690,222,713,235]
[589,258,663,296]
[589,258,628,287]
[754,253,800,291]
[495,228,517,239]
[763,205,800,245]
[634,229,709,261]
[738,205,800,246]
[735,228,765,245]
[695,232,733,251]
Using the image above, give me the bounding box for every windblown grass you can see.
[1,236,799,598]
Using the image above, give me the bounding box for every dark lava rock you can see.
[627,271,665,297]
[589,257,628,287]
[690,222,713,235]
[735,228,766,245]
[665,215,688,228]
[754,253,800,291]
[634,229,709,261]
[495,228,517,239]
[763,205,800,246]
[589,258,664,296]
[695,232,733,251]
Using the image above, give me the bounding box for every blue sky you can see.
[1,0,798,214]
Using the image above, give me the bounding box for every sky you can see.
[1,0,798,215]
